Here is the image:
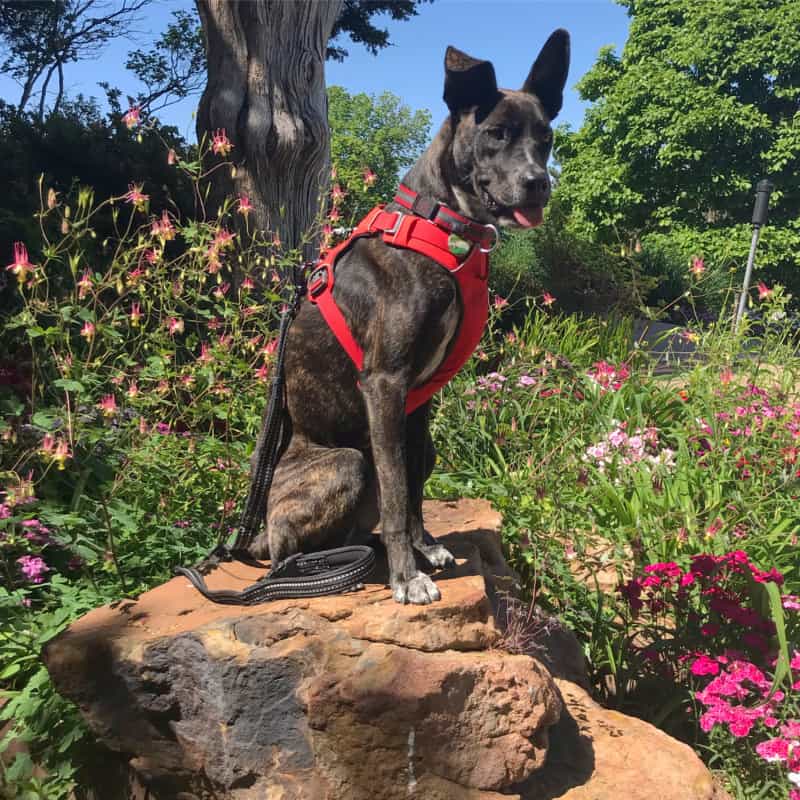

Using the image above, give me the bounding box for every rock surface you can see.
[43,499,727,800]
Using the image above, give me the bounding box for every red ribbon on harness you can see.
[308,185,496,414]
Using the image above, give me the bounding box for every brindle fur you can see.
[250,31,570,604]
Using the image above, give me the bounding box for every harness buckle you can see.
[385,212,405,237]
[479,224,500,254]
[307,265,330,298]
[411,195,440,220]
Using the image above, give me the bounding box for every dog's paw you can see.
[392,572,441,605]
[417,543,456,570]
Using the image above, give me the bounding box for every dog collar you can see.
[394,184,499,252]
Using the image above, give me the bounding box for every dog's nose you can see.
[523,173,550,195]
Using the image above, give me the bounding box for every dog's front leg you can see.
[362,373,441,604]
[406,403,456,570]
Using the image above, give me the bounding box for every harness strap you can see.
[394,184,498,250]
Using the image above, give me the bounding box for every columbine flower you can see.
[690,256,705,277]
[213,283,230,300]
[17,554,48,584]
[167,317,184,335]
[542,291,556,307]
[757,281,773,300]
[328,206,341,223]
[127,381,139,399]
[53,439,71,469]
[198,342,213,364]
[123,106,141,129]
[77,269,93,299]
[124,183,148,211]
[241,276,255,291]
[331,184,346,206]
[6,242,34,283]
[80,321,95,340]
[256,362,270,382]
[98,394,117,417]
[363,167,377,187]
[493,295,508,309]
[237,194,253,217]
[211,128,233,157]
[214,228,235,249]
[129,302,142,326]
[152,211,175,241]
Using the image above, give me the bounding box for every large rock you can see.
[43,500,727,800]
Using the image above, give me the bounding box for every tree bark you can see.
[195,0,344,257]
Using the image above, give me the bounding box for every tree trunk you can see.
[195,0,343,258]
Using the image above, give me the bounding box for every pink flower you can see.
[211,128,233,157]
[237,194,253,217]
[122,106,141,129]
[720,367,734,384]
[97,394,117,417]
[130,302,142,326]
[77,269,93,299]
[755,737,790,763]
[127,381,139,399]
[214,228,235,249]
[80,321,95,340]
[690,256,706,277]
[493,294,508,309]
[757,281,773,300]
[6,242,34,283]
[241,276,255,291]
[167,148,177,165]
[17,554,48,583]
[331,184,346,206]
[542,291,556,307]
[124,183,148,210]
[363,167,377,187]
[256,363,270,382]
[167,317,184,335]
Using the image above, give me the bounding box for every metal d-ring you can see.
[479,224,500,253]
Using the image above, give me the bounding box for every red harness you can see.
[307,185,497,414]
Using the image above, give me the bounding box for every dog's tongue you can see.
[512,207,543,228]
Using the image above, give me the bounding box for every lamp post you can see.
[735,179,774,331]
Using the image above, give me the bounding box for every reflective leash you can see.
[175,266,376,604]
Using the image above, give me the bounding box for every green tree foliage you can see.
[123,9,206,114]
[327,0,431,61]
[555,0,800,301]
[327,85,431,220]
[0,0,150,121]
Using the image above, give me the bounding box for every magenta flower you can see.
[6,242,34,283]
[17,554,49,584]
[363,167,377,187]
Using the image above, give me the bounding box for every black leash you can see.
[175,266,376,604]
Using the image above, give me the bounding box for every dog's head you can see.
[443,30,570,228]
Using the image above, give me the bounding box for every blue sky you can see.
[0,0,630,141]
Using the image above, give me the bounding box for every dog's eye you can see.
[488,127,508,142]
[541,131,553,146]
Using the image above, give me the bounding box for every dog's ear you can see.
[522,29,570,120]
[443,46,499,115]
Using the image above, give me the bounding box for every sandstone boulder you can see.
[43,499,727,800]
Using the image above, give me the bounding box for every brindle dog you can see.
[250,30,570,604]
